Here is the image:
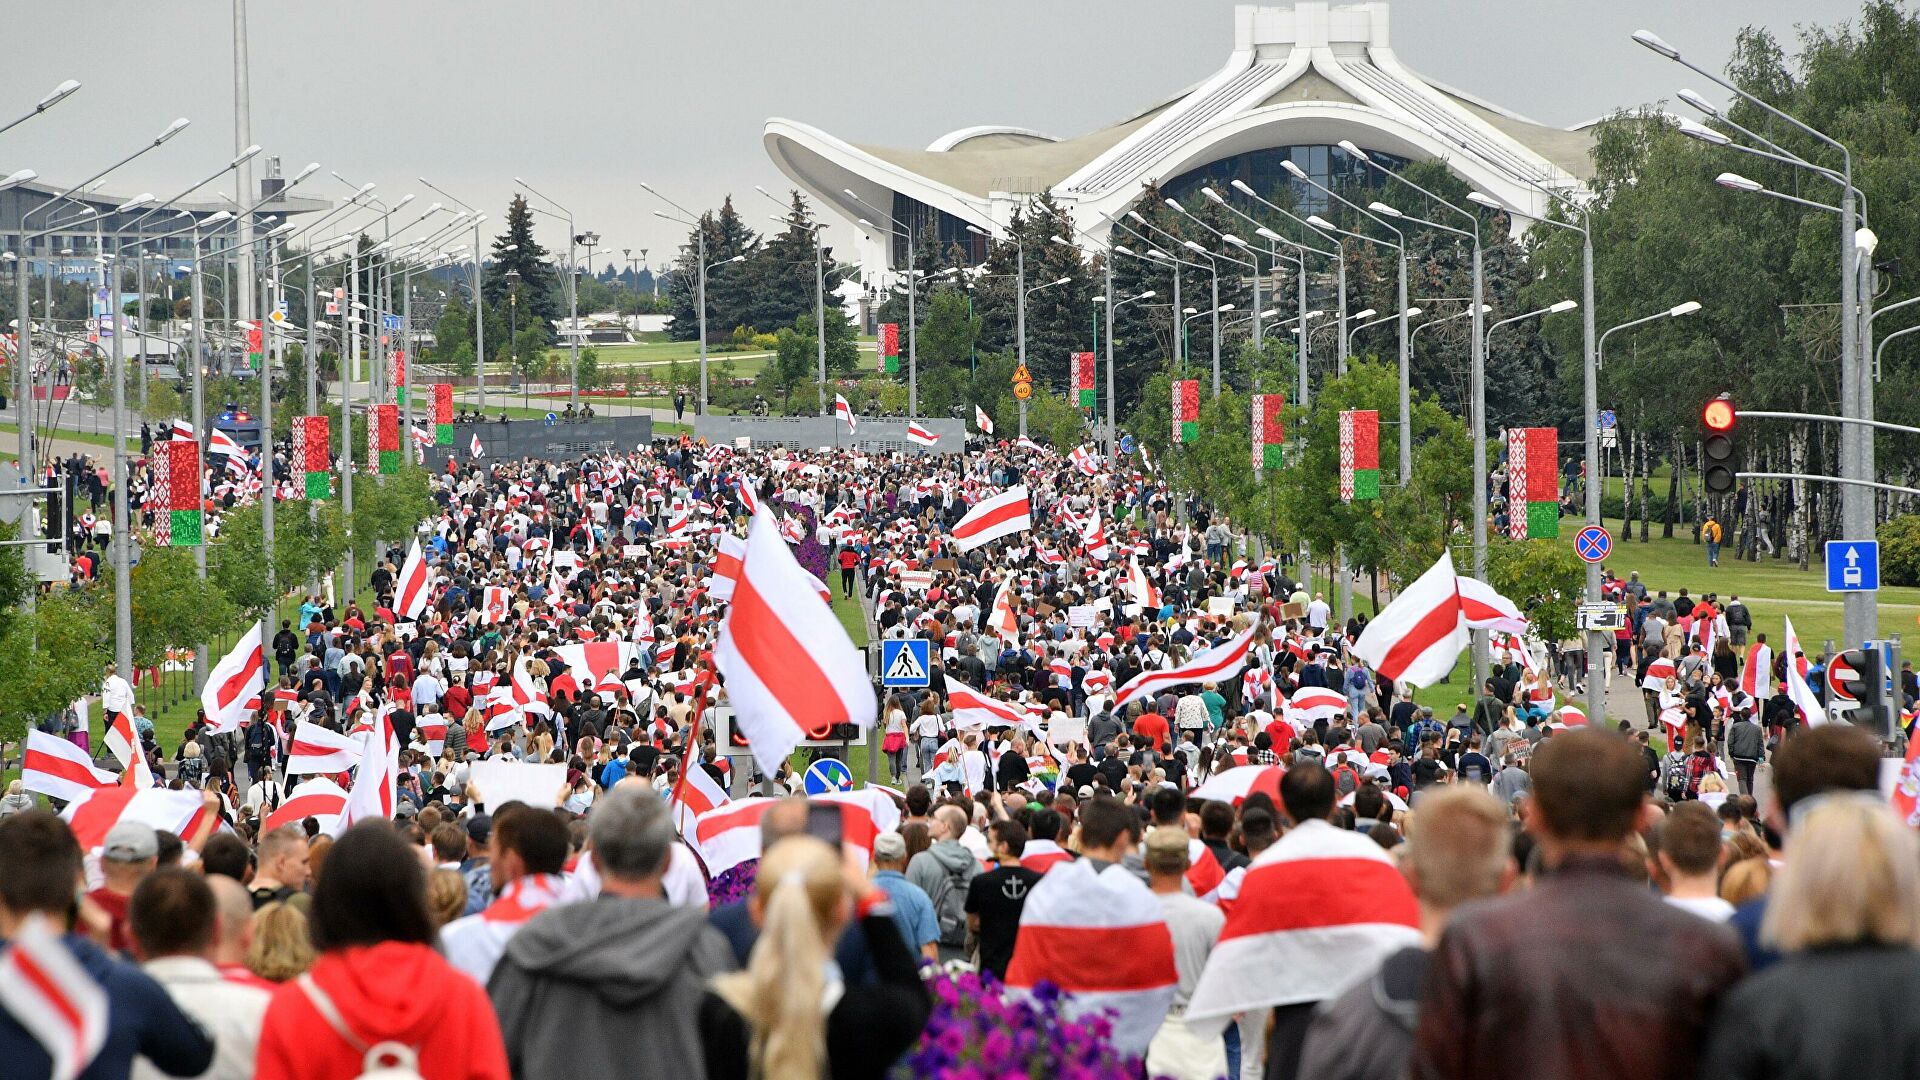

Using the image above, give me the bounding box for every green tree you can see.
[1486,538,1585,647]
[431,295,474,368]
[209,501,347,618]
[123,546,239,669]
[482,196,560,338]
[918,289,980,375]
[666,197,760,342]
[577,346,600,390]
[746,191,846,332]
[347,467,435,573]
[1879,513,1920,586]
[0,593,109,741]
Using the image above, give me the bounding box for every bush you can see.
[1879,514,1920,587]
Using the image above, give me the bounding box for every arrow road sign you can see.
[1825,540,1880,593]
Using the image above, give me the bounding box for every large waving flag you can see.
[1004,859,1178,1060]
[1352,551,1469,688]
[950,486,1032,552]
[0,914,109,1080]
[555,641,637,702]
[22,730,117,803]
[1081,513,1111,562]
[200,624,266,734]
[61,786,210,852]
[1783,616,1827,728]
[1112,620,1260,709]
[342,705,398,827]
[669,754,732,837]
[102,711,154,789]
[1184,819,1421,1030]
[834,394,856,434]
[263,778,349,835]
[394,539,432,622]
[1124,552,1162,612]
[986,574,1020,642]
[690,790,899,876]
[1287,686,1347,723]
[716,508,877,773]
[287,721,361,775]
[206,426,244,458]
[906,422,938,447]
[511,656,552,718]
[974,404,994,435]
[949,684,1042,732]
[1457,576,1528,634]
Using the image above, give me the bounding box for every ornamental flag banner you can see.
[1339,409,1380,502]
[1507,427,1561,539]
[1173,379,1199,444]
[149,440,202,547]
[246,323,264,370]
[433,382,454,444]
[879,322,899,373]
[370,404,401,475]
[392,349,406,405]
[1252,393,1285,469]
[292,415,330,499]
[1072,351,1096,408]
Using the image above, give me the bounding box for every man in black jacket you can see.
[1726,710,1765,795]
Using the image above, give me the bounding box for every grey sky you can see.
[3,0,1864,273]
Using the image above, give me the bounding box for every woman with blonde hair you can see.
[426,867,468,930]
[247,901,317,983]
[700,836,929,1080]
[1703,794,1920,1077]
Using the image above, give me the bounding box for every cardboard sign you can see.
[1035,602,1056,617]
[1207,596,1237,617]
[470,759,567,809]
[931,558,959,572]
[900,570,934,591]
[1067,605,1096,627]
[1281,601,1308,621]
[552,550,580,574]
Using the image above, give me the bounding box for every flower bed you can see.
[899,967,1147,1080]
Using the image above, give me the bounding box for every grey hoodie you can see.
[905,840,981,944]
[488,893,736,1080]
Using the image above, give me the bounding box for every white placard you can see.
[734,437,752,449]
[900,570,935,592]
[1207,596,1237,617]
[1067,605,1096,627]
[470,759,567,809]
[552,550,579,573]
[623,544,646,560]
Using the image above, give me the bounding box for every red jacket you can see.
[255,941,509,1080]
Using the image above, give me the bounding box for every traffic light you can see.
[1828,647,1891,736]
[1702,394,1737,494]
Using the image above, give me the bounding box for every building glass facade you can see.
[1160,143,1410,215]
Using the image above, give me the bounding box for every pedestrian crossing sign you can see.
[881,638,931,687]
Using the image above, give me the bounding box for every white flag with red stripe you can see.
[556,641,636,700]
[1004,859,1178,1060]
[1081,512,1111,562]
[1184,819,1421,1029]
[1740,640,1774,701]
[715,508,877,773]
[199,624,266,734]
[906,422,938,447]
[1112,620,1260,709]
[263,778,349,836]
[689,790,898,877]
[60,786,210,852]
[342,705,399,827]
[834,394,856,433]
[102,713,154,789]
[974,404,994,434]
[287,721,361,775]
[1352,552,1469,689]
[22,731,118,804]
[0,914,109,1080]
[416,711,447,757]
[1123,552,1162,612]
[1457,576,1528,634]
[986,574,1020,643]
[394,539,432,622]
[708,531,747,602]
[950,486,1032,552]
[1287,686,1347,723]
[1783,616,1827,728]
[948,684,1042,732]
[511,656,552,718]
[669,755,732,837]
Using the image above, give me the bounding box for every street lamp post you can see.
[514,179,581,410]
[759,187,832,415]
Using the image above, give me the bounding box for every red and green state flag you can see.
[392,350,406,406]
[150,440,203,547]
[1072,352,1096,408]
[879,322,899,374]
[245,324,263,371]
[370,404,401,475]
[1507,427,1560,538]
[1252,393,1285,469]
[1173,379,1199,444]
[432,383,453,445]
[1339,409,1380,502]
[291,414,331,499]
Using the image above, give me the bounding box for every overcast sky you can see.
[4,0,1864,270]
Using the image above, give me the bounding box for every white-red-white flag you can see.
[948,684,1042,732]
[974,404,994,435]
[416,711,447,757]
[708,531,747,602]
[1784,616,1827,728]
[1741,640,1774,701]
[834,394,856,433]
[342,705,398,827]
[1457,576,1528,634]
[22,731,117,804]
[715,508,877,773]
[263,778,349,835]
[986,574,1020,643]
[556,641,636,699]
[1352,552,1469,688]
[1287,686,1348,724]
[689,790,898,877]
[102,713,154,789]
[1004,859,1178,1060]
[199,624,266,734]
[511,656,552,718]
[469,431,485,459]
[1123,551,1162,613]
[60,786,210,852]
[906,422,938,447]
[394,539,432,622]
[207,426,244,458]
[0,914,109,1080]
[1112,620,1260,709]
[286,721,361,775]
[1081,512,1111,562]
[669,755,732,837]
[950,486,1032,552]
[1184,819,1420,1031]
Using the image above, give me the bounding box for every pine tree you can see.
[746,192,845,333]
[482,196,560,340]
[665,197,760,341]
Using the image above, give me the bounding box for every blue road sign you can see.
[1120,434,1136,455]
[1826,540,1880,592]
[803,758,853,794]
[1575,524,1613,564]
[881,638,931,687]
[543,412,558,427]
[1597,409,1617,431]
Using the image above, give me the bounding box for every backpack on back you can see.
[926,863,972,949]
[1661,752,1691,801]
[1330,763,1360,797]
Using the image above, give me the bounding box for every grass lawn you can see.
[0,421,118,451]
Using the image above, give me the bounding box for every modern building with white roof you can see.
[765,2,1596,281]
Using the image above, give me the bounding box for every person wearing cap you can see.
[90,820,161,954]
[869,831,939,962]
[1144,824,1227,1080]
[461,813,495,915]
[0,812,216,1080]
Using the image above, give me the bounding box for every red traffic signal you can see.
[1702,395,1737,494]
[1703,396,1736,432]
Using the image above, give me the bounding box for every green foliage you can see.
[431,296,474,369]
[347,467,434,571]
[482,196,561,338]
[919,289,980,373]
[0,523,32,644]
[667,197,760,343]
[209,502,348,618]
[1486,538,1585,646]
[577,347,600,390]
[0,593,109,741]
[745,191,846,334]
[1878,514,1920,587]
[124,546,239,669]
[1020,381,1090,450]
[141,378,184,424]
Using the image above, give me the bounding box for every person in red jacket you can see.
[254,821,509,1080]
[1132,705,1171,753]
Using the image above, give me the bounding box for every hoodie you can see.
[488,894,736,1080]
[1296,946,1428,1080]
[254,941,507,1080]
[905,839,982,945]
